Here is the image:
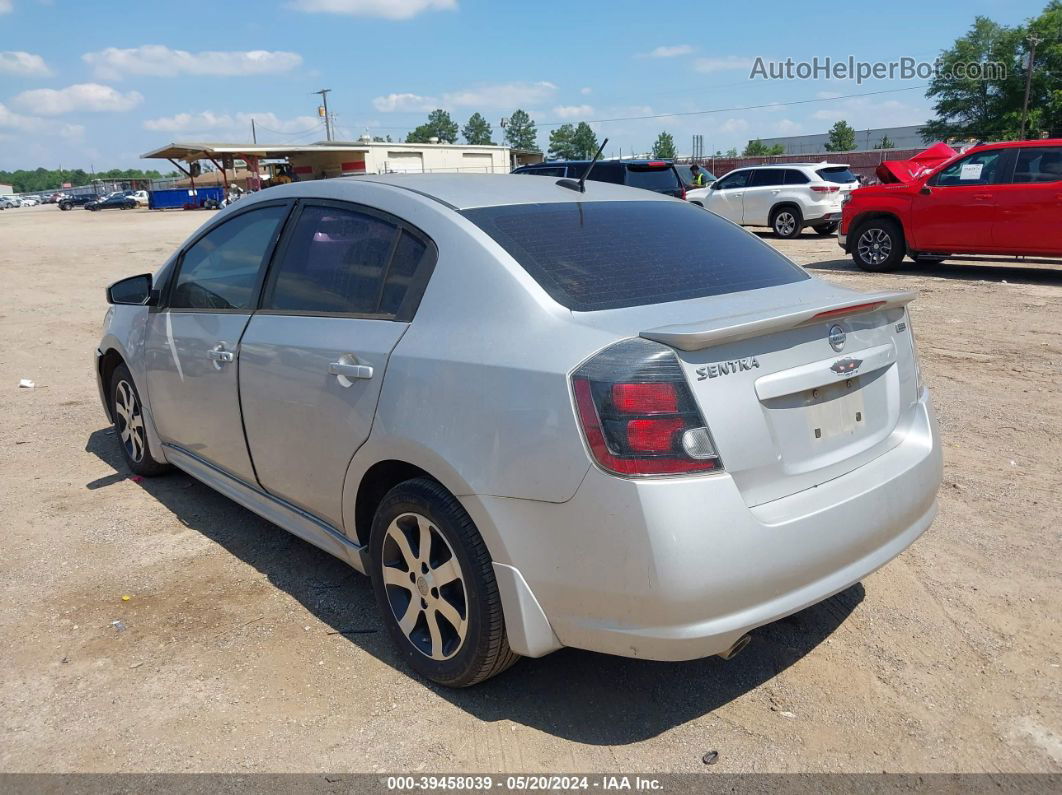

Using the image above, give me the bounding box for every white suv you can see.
[702,163,860,238]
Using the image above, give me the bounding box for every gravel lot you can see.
[1,202,1060,774]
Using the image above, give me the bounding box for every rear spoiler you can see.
[640,290,916,351]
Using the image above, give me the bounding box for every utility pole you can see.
[313,89,333,141]
[1020,35,1043,140]
[251,117,257,144]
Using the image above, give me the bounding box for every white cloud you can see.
[372,81,557,112]
[0,101,42,131]
[775,118,802,134]
[59,123,84,139]
[718,118,749,134]
[810,98,925,128]
[0,51,52,76]
[0,0,11,14]
[83,45,302,81]
[551,104,594,119]
[290,0,456,19]
[372,92,437,112]
[143,110,322,136]
[641,44,694,59]
[580,86,592,96]
[12,83,143,115]
[694,56,755,73]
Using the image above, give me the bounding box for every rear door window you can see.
[263,203,434,318]
[784,170,810,184]
[463,201,808,311]
[816,166,858,183]
[748,169,785,187]
[1012,147,1062,183]
[170,204,288,310]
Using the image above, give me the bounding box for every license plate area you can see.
[806,378,865,441]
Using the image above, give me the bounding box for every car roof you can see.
[964,138,1062,152]
[729,162,850,170]
[525,159,672,166]
[274,173,679,210]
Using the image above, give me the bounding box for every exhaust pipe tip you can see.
[717,633,751,661]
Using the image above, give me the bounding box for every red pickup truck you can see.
[840,139,1062,271]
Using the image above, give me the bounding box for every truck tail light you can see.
[810,184,840,193]
[571,338,722,477]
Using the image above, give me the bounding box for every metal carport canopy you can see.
[140,142,369,162]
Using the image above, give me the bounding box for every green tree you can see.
[406,109,459,143]
[504,108,539,151]
[824,120,857,152]
[651,131,677,159]
[743,139,784,156]
[571,122,599,158]
[1024,1,1062,138]
[725,147,739,157]
[0,167,174,193]
[548,123,578,159]
[462,112,495,145]
[877,135,895,149]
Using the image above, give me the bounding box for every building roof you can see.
[142,140,515,162]
[141,142,371,161]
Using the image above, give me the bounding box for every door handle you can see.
[207,344,234,363]
[328,361,373,380]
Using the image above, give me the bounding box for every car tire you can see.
[108,363,170,477]
[59,203,71,211]
[813,222,839,236]
[370,477,519,687]
[851,218,905,272]
[770,206,803,239]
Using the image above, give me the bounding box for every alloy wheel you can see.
[380,512,468,661]
[857,228,892,266]
[774,211,797,237]
[114,379,146,463]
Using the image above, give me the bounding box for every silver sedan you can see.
[96,174,941,686]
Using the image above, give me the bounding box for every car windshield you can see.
[816,166,858,184]
[463,201,808,311]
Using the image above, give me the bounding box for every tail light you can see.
[680,185,687,200]
[571,338,722,477]
[810,184,840,193]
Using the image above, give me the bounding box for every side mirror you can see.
[106,273,157,306]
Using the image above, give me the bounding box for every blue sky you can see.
[0,0,1048,170]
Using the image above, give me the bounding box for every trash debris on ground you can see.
[111,620,126,632]
[121,595,131,602]
[129,475,143,483]
[18,379,35,389]
[702,750,719,766]
[327,628,379,636]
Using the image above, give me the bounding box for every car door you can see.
[910,148,1008,251]
[237,201,436,528]
[704,170,751,223]
[143,202,291,483]
[991,146,1062,254]
[740,168,786,226]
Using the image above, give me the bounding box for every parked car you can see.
[20,196,40,206]
[840,139,1062,271]
[513,159,686,198]
[85,193,138,211]
[0,197,18,209]
[703,163,860,238]
[58,194,100,211]
[97,175,941,686]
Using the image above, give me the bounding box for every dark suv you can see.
[512,159,685,198]
[58,194,101,211]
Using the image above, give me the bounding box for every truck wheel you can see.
[852,218,905,272]
[770,206,803,239]
[370,478,519,687]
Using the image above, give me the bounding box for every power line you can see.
[535,85,931,128]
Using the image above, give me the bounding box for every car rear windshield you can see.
[816,166,858,183]
[623,164,681,192]
[462,201,808,311]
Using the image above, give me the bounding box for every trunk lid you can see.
[574,282,921,506]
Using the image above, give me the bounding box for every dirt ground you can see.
[0,202,1060,775]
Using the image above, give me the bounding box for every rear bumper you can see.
[464,392,941,661]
